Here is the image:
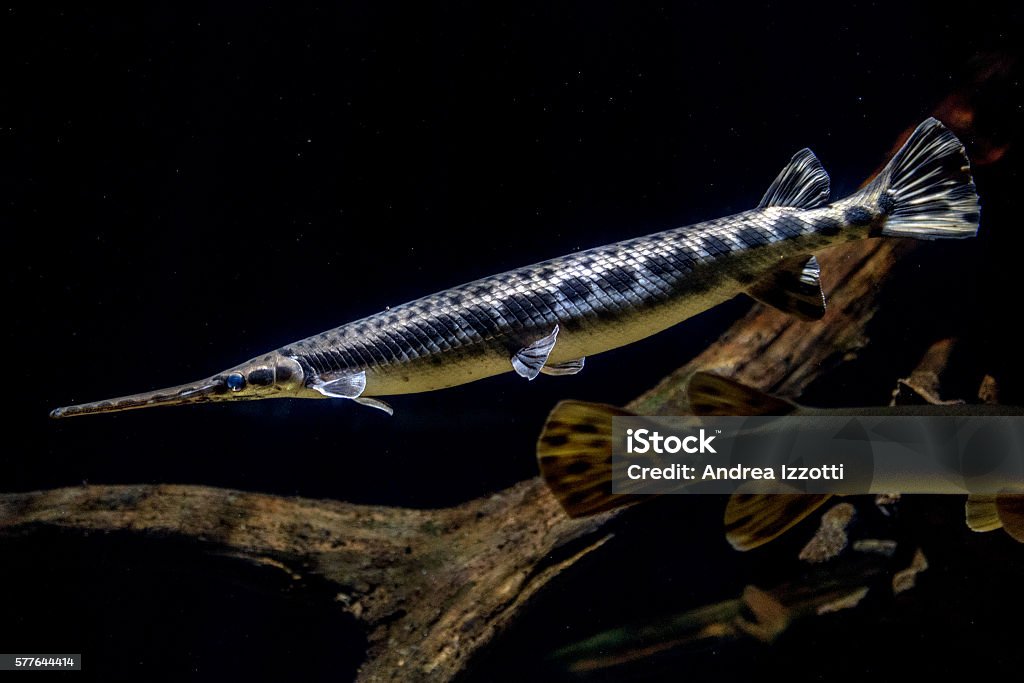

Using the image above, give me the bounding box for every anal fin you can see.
[996,492,1024,543]
[725,488,833,551]
[966,492,1024,543]
[541,357,585,376]
[512,325,560,380]
[747,255,826,321]
[965,494,1002,532]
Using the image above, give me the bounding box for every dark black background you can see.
[4,2,1023,681]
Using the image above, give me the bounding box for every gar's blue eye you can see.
[226,373,246,391]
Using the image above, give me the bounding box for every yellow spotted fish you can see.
[537,372,1024,549]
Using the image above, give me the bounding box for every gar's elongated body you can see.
[51,119,980,418]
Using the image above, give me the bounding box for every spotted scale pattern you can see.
[280,203,863,395]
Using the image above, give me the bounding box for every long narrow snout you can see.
[49,377,228,418]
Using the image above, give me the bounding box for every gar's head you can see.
[49,352,309,418]
[215,353,308,402]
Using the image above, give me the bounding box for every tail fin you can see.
[536,400,643,518]
[867,117,979,239]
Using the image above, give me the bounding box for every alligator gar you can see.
[50,118,980,418]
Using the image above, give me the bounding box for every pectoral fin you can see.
[512,325,560,380]
[312,370,367,398]
[747,255,826,321]
[541,357,586,376]
[354,397,394,415]
[311,370,394,415]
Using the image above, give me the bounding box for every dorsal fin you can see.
[747,254,826,321]
[687,371,798,416]
[758,148,831,209]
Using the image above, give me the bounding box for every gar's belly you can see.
[362,284,740,397]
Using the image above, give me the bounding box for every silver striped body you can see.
[281,201,867,397]
[49,119,978,419]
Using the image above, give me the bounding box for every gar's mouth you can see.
[50,377,228,418]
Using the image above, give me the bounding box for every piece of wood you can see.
[0,479,616,681]
[891,337,962,406]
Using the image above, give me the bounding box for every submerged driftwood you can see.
[0,231,911,681]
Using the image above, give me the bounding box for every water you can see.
[6,2,1023,680]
